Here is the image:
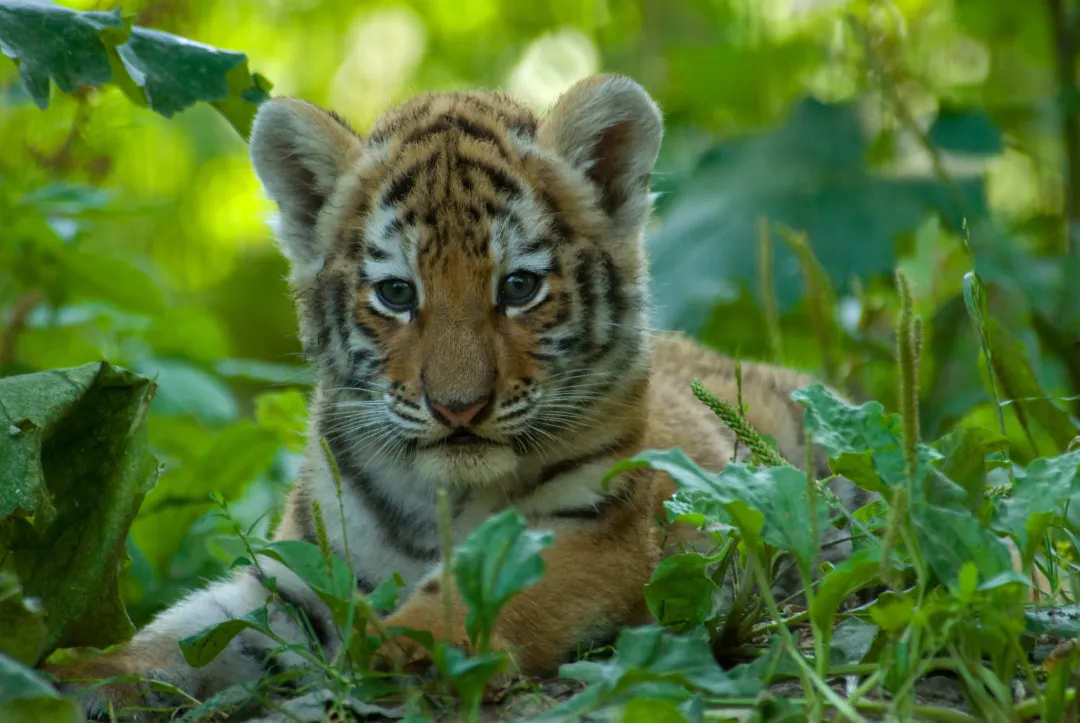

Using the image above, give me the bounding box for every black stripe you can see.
[516,432,641,498]
[464,157,523,198]
[324,273,350,349]
[320,422,439,561]
[382,171,417,206]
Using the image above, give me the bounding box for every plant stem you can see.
[758,217,784,360]
[437,487,454,645]
[1048,0,1080,254]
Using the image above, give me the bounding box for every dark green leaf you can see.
[927,108,1004,156]
[0,1,128,109]
[179,606,270,668]
[0,362,158,661]
[931,427,1010,511]
[644,553,717,630]
[432,644,507,712]
[1024,605,1080,638]
[367,573,405,612]
[453,509,552,650]
[256,539,355,613]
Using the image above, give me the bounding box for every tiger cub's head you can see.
[249,75,662,485]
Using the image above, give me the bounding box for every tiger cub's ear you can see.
[249,99,362,277]
[538,74,663,232]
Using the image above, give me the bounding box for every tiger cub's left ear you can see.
[538,74,663,231]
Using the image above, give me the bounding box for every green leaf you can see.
[179,606,270,668]
[558,626,756,706]
[910,502,1013,588]
[0,572,45,666]
[368,573,405,612]
[644,553,717,630]
[0,1,128,109]
[0,362,158,662]
[1024,605,1080,638]
[810,547,881,637]
[0,0,270,138]
[647,98,986,331]
[217,359,311,386]
[628,449,825,571]
[927,108,1004,156]
[256,539,355,618]
[985,317,1080,452]
[931,427,1010,511]
[992,449,1080,564]
[131,420,277,571]
[623,698,692,723]
[432,645,507,716]
[662,489,732,531]
[792,384,908,493]
[453,509,553,651]
[0,652,81,723]
[869,592,914,632]
[829,617,878,665]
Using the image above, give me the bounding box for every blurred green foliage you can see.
[1,0,1078,633]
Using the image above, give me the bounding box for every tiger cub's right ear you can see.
[249,98,362,276]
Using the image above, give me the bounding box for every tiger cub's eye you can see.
[500,271,540,306]
[375,279,416,311]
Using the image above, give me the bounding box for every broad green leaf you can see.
[829,617,878,665]
[559,626,755,701]
[0,572,45,666]
[910,503,1013,588]
[985,317,1080,452]
[628,449,824,570]
[453,509,552,650]
[0,652,80,723]
[792,384,906,493]
[931,427,1010,511]
[131,421,277,572]
[0,362,157,661]
[647,98,986,331]
[0,0,270,138]
[255,539,355,616]
[218,359,312,386]
[992,449,1080,564]
[869,593,914,632]
[179,606,270,668]
[623,698,691,723]
[367,572,405,612]
[0,2,128,109]
[810,547,881,637]
[644,553,717,630]
[927,108,1004,156]
[662,489,732,531]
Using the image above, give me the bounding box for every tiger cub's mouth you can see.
[433,430,496,447]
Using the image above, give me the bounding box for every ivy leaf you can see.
[0,362,158,662]
[453,509,553,651]
[0,1,128,109]
[0,652,81,723]
[992,449,1080,565]
[644,553,717,630]
[179,606,270,668]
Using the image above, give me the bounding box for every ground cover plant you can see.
[2,1,1080,721]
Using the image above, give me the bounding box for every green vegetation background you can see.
[2,0,1078,638]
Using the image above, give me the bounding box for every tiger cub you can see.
[47,75,863,719]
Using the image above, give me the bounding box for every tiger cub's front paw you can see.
[41,654,178,722]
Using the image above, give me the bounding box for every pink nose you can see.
[428,395,491,428]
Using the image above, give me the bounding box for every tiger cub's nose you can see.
[426,394,493,428]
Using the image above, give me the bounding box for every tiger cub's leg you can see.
[43,559,333,721]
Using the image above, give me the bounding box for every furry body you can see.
[46,76,866,719]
